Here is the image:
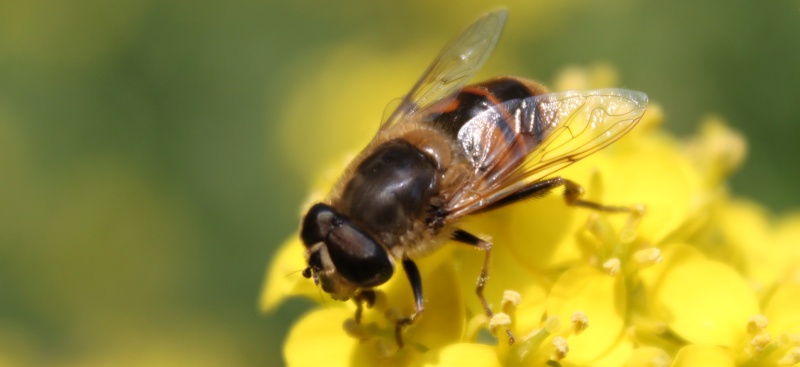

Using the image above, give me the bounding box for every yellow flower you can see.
[261,67,800,367]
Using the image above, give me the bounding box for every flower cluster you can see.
[261,69,800,367]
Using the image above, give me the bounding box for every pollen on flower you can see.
[343,318,370,339]
[631,204,647,216]
[777,347,800,366]
[571,312,589,334]
[750,333,772,353]
[633,248,663,266]
[516,316,563,354]
[502,290,522,311]
[747,315,769,334]
[375,339,397,358]
[585,207,646,272]
[489,312,512,330]
[602,258,621,276]
[780,333,800,345]
[544,316,562,334]
[740,315,775,357]
[619,206,645,243]
[551,336,569,361]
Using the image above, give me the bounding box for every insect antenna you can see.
[283,268,305,278]
[283,268,329,308]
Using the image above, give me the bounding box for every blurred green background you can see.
[1,0,798,366]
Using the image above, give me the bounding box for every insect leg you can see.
[477,177,635,214]
[558,177,634,212]
[452,229,516,345]
[395,258,424,348]
[353,289,376,323]
[475,179,560,214]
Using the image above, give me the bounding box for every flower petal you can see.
[402,252,466,349]
[624,346,671,367]
[714,200,774,287]
[260,236,323,312]
[670,344,735,367]
[504,194,586,269]
[589,335,634,367]
[546,265,626,363]
[654,244,759,347]
[583,133,703,244]
[764,279,800,336]
[284,308,357,367]
[412,343,501,367]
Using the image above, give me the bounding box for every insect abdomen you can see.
[425,76,547,139]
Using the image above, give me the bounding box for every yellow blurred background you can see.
[1,1,798,366]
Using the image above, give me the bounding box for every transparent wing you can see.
[380,9,508,131]
[445,89,648,218]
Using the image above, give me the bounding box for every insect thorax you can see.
[337,138,442,249]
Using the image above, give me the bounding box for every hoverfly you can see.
[299,9,647,348]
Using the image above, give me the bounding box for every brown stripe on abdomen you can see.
[424,85,495,138]
[481,77,544,102]
[423,77,543,141]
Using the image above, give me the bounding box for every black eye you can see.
[325,219,394,287]
[300,203,336,246]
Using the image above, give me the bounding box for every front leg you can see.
[395,258,424,348]
[353,289,376,324]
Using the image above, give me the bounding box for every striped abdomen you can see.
[423,76,548,141]
[423,77,552,196]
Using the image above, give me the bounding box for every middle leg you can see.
[452,229,516,345]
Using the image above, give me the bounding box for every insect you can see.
[299,9,647,348]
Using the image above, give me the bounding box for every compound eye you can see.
[300,203,336,246]
[326,220,394,288]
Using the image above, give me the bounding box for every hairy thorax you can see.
[332,127,468,260]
